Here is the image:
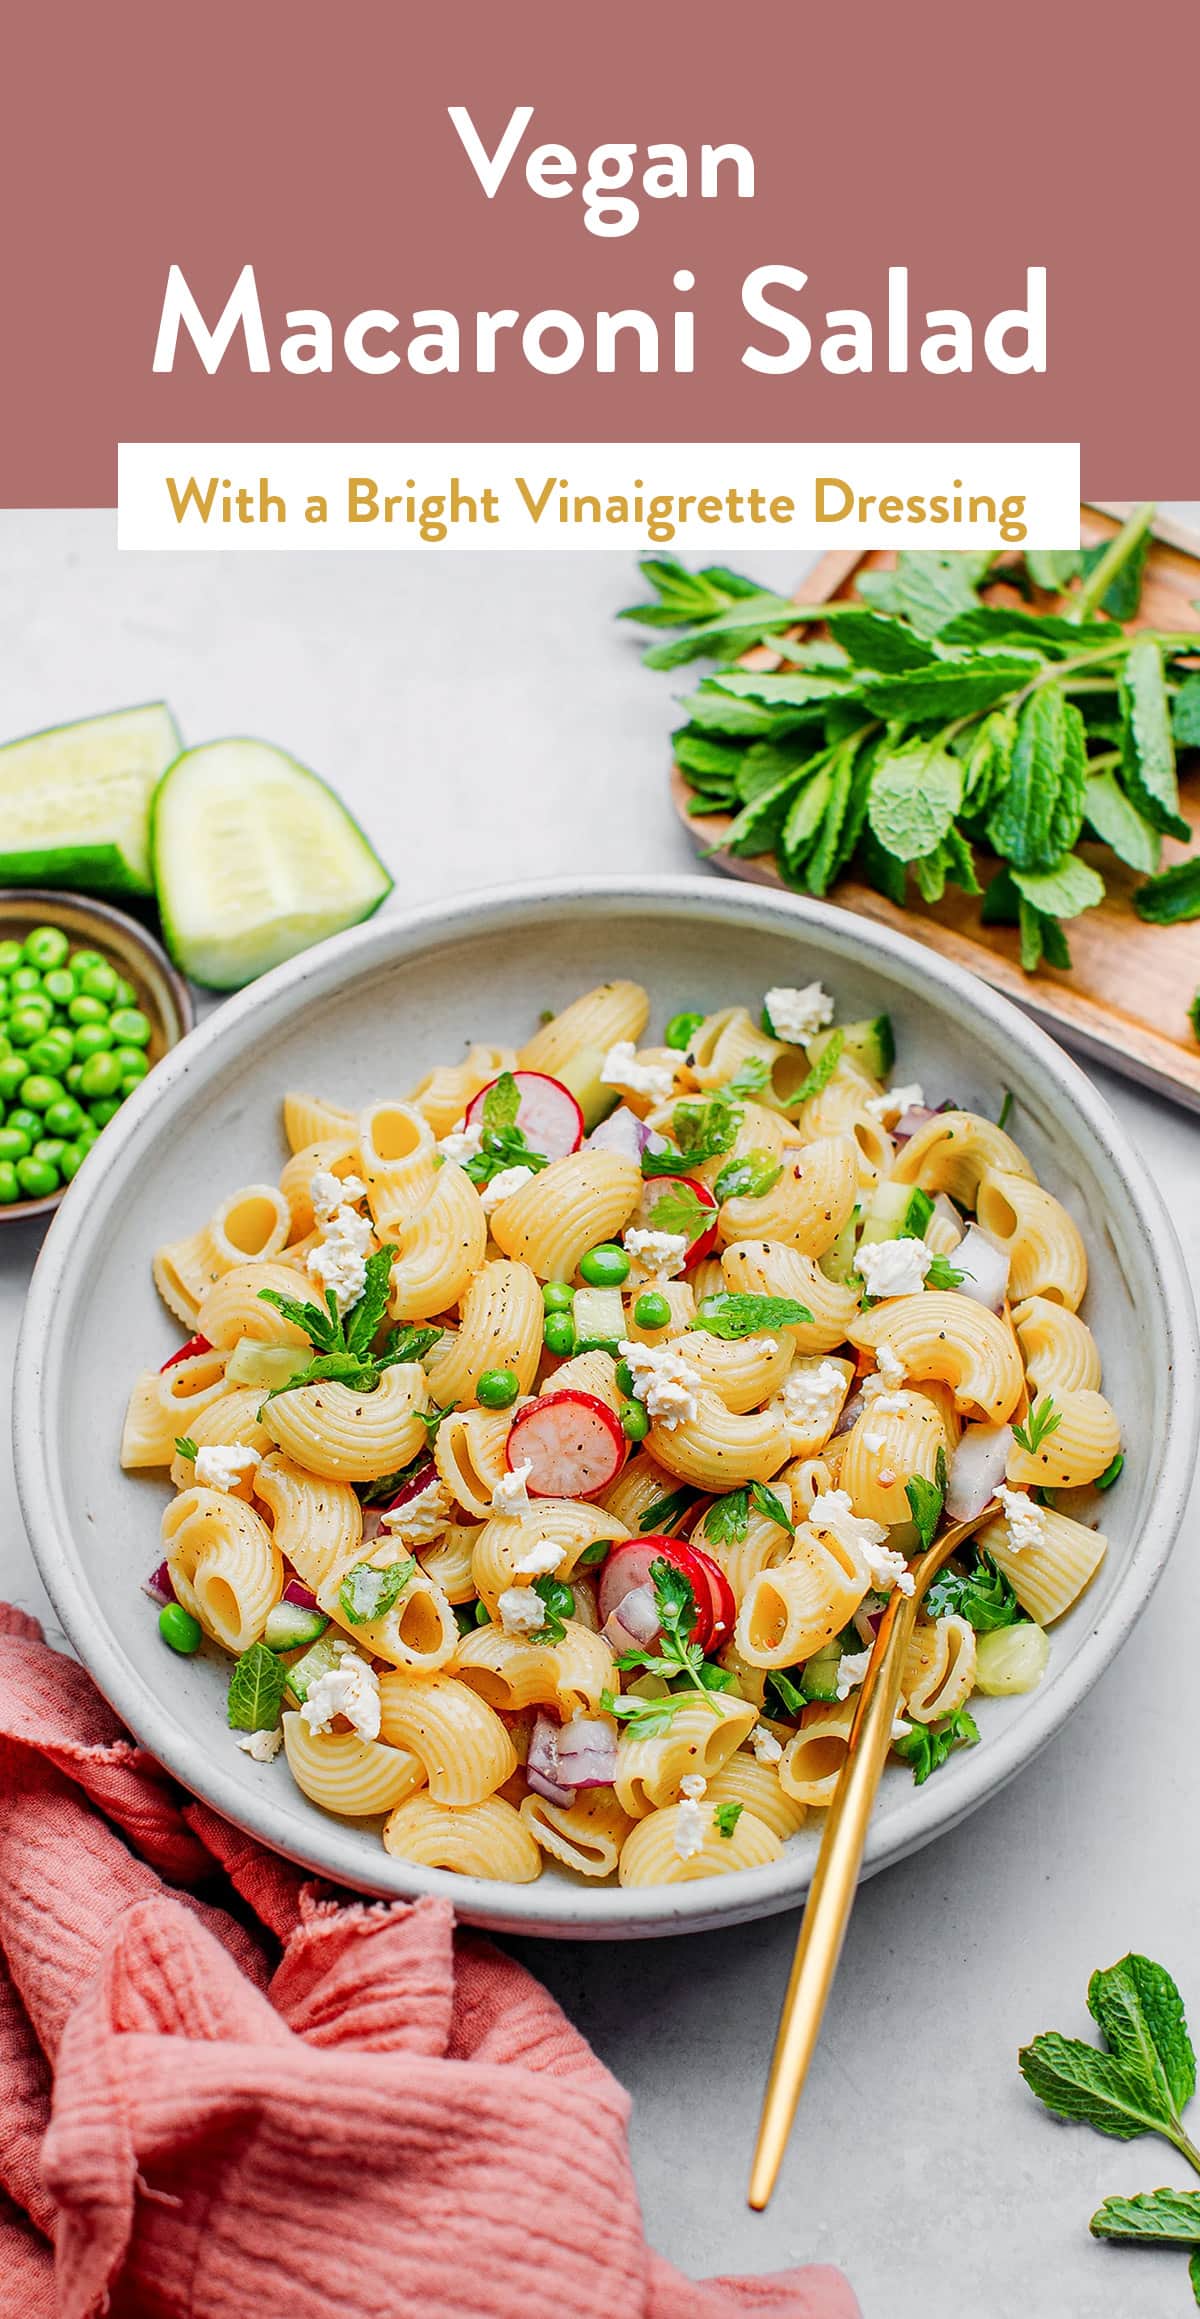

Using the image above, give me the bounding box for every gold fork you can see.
[748,1502,999,2209]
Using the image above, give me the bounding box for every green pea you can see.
[110,1006,151,1048]
[476,1367,520,1410]
[75,1121,100,1150]
[9,965,42,995]
[68,993,108,1026]
[615,1358,635,1397]
[32,1137,66,1169]
[633,1289,672,1330]
[542,1280,575,1313]
[43,1096,86,1139]
[112,974,138,1009]
[19,1074,65,1113]
[620,1397,650,1443]
[59,1142,87,1182]
[158,1602,203,1655]
[72,1021,113,1058]
[473,1600,492,1626]
[665,1011,706,1051]
[8,1006,52,1048]
[16,1155,58,1199]
[579,1242,631,1288]
[78,961,119,1003]
[542,1312,575,1358]
[0,1161,18,1204]
[79,1051,123,1100]
[111,1046,149,1081]
[0,1126,31,1162]
[25,1033,74,1076]
[42,966,75,1007]
[69,948,106,976]
[0,940,22,974]
[5,1108,41,1143]
[0,1055,26,1100]
[23,925,70,971]
[88,1097,123,1128]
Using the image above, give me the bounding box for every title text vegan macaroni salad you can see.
[121,980,1121,1887]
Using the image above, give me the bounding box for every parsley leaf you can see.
[925,1253,966,1291]
[227,1642,287,1732]
[339,1557,416,1624]
[1013,1394,1063,1455]
[358,1454,433,1505]
[693,1292,812,1340]
[751,1481,795,1537]
[893,1704,979,1783]
[726,1056,772,1095]
[600,1686,687,1737]
[1020,1954,1199,2163]
[638,1487,695,1534]
[174,1435,197,1462]
[765,1668,807,1718]
[531,1576,575,1644]
[714,1801,744,1839]
[713,1149,783,1202]
[610,1557,728,1716]
[671,1092,741,1163]
[905,1473,944,1552]
[644,1179,709,1242]
[704,1488,749,1544]
[784,1028,844,1109]
[925,1550,1028,1632]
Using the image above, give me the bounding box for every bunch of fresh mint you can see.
[620,505,1200,973]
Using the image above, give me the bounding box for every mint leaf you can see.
[714,1801,744,1839]
[380,1324,442,1368]
[1020,1953,1198,2165]
[925,1551,1028,1632]
[989,687,1079,875]
[713,1149,782,1202]
[1120,637,1191,842]
[868,741,962,863]
[359,1453,434,1505]
[482,1072,521,1133]
[669,1092,741,1164]
[174,1435,198,1462]
[1011,853,1106,921]
[825,607,937,671]
[339,1557,416,1624]
[905,1473,943,1552]
[765,1669,807,1718]
[531,1575,575,1644]
[638,1486,695,1534]
[1135,856,1200,927]
[751,1482,795,1537]
[893,1704,979,1784]
[258,1284,340,1354]
[345,1245,397,1358]
[926,1253,965,1290]
[693,1292,812,1340]
[1090,2190,1200,2246]
[704,1487,749,1545]
[860,654,1040,723]
[265,1351,383,1402]
[726,1055,773,1096]
[1020,2034,1180,2142]
[1084,769,1161,875]
[646,1180,709,1241]
[856,548,995,636]
[227,1642,287,1732]
[1089,1955,1196,2119]
[1174,672,1200,750]
[785,1027,845,1108]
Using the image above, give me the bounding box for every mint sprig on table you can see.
[1021,1954,1200,2306]
[257,1247,440,1398]
[622,506,1200,971]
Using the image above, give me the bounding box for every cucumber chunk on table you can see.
[0,701,182,894]
[152,740,393,988]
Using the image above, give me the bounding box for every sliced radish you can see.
[361,1457,439,1542]
[466,1071,583,1161]
[634,1170,718,1268]
[160,1332,212,1371]
[505,1390,626,1499]
[689,1544,736,1651]
[597,1535,725,1652]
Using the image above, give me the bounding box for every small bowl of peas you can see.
[0,889,194,1225]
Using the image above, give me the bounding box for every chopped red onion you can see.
[144,1560,175,1606]
[283,1576,320,1611]
[602,1581,661,1652]
[557,1715,618,1789]
[833,1388,867,1439]
[946,1424,1013,1522]
[527,1713,576,1807]
[952,1225,1010,1313]
[891,1104,936,1144]
[586,1106,648,1160]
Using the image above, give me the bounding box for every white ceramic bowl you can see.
[13,877,1199,1938]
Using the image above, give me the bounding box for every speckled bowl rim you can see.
[13,875,1200,1939]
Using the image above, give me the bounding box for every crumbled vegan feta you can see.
[995,1484,1048,1555]
[600,1041,676,1103]
[306,1196,377,1315]
[310,1167,367,1223]
[300,1649,381,1741]
[751,1724,784,1765]
[764,983,834,1044]
[856,1236,933,1300]
[623,1226,689,1279]
[781,1359,848,1439]
[380,1475,452,1547]
[480,1164,536,1213]
[809,1488,913,1593]
[864,1083,925,1125]
[497,1586,550,1638]
[873,1343,906,1391]
[617,1336,703,1431]
[860,1539,916,1598]
[513,1539,566,1578]
[491,1460,534,1517]
[235,1726,283,1762]
[835,1647,873,1701]
[673,1797,706,1859]
[679,1772,707,1801]
[438,1120,484,1166]
[861,1429,886,1455]
[194,1443,261,1493]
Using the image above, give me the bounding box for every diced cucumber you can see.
[572,1285,625,1352]
[226,1339,311,1392]
[152,740,392,989]
[819,1207,861,1284]
[800,1647,842,1703]
[555,1043,620,1131]
[0,702,182,895]
[858,1182,933,1249]
[285,1634,341,1704]
[265,1600,329,1653]
[808,1014,895,1081]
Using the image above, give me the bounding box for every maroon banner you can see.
[2,0,1197,504]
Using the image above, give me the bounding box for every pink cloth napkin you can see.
[0,1603,857,2319]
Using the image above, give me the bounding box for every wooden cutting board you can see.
[672,504,1200,1112]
